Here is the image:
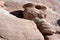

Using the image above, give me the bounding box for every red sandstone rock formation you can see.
[0,13,44,40]
[0,0,60,40]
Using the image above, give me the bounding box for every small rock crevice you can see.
[0,35,8,40]
[10,10,24,18]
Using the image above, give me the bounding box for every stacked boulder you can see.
[23,3,60,40]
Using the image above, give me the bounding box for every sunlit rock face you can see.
[1,0,60,13]
[0,0,60,40]
[0,8,16,18]
[0,13,44,40]
[0,0,60,27]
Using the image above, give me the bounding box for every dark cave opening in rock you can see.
[10,10,24,18]
[57,19,60,26]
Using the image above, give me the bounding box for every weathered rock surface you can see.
[45,34,60,40]
[23,3,57,35]
[35,18,56,35]
[0,0,60,40]
[1,0,60,13]
[0,8,16,18]
[23,3,60,26]
[0,14,44,40]
[0,0,60,26]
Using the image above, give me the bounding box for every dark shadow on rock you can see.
[35,5,47,10]
[57,19,60,26]
[10,10,24,18]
